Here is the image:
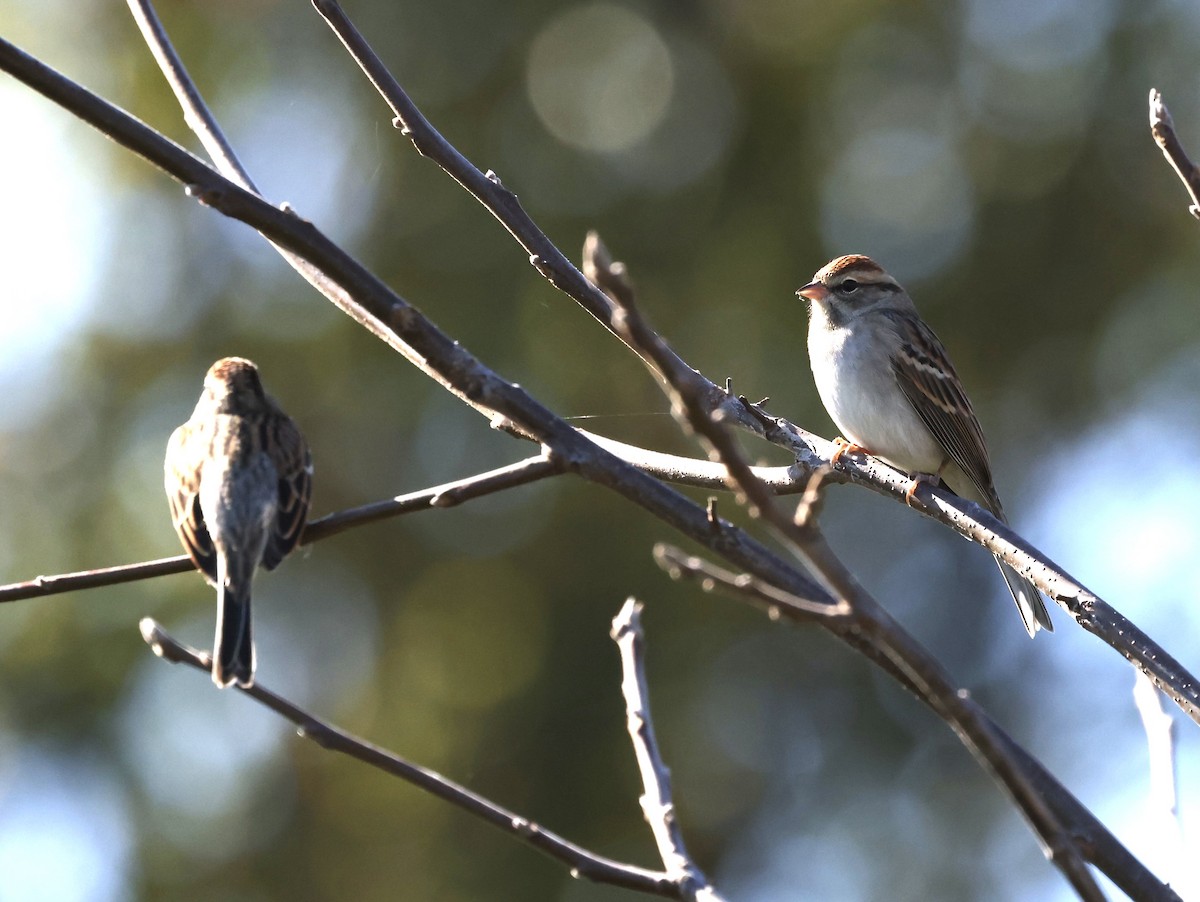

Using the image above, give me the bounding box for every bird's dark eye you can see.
[839,279,859,294]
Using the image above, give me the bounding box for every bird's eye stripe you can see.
[837,278,904,295]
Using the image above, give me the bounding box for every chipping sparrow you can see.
[165,357,313,687]
[797,255,1053,636]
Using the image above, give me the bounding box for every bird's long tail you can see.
[214,580,255,688]
[994,557,1054,638]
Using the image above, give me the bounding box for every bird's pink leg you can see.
[904,459,950,507]
[831,437,868,468]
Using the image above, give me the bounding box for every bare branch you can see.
[583,232,636,310]
[592,225,1200,726]
[2,30,847,621]
[601,246,1110,901]
[1133,670,1180,825]
[797,430,1200,721]
[655,547,1180,902]
[0,429,802,607]
[1133,671,1179,819]
[263,0,1200,732]
[138,619,685,897]
[123,0,517,425]
[759,411,1200,723]
[0,555,193,604]
[581,431,804,493]
[611,600,726,902]
[308,0,759,434]
[1149,88,1200,219]
[306,454,558,541]
[126,0,250,184]
[653,544,846,620]
[0,454,560,603]
[791,466,834,530]
[0,18,1184,899]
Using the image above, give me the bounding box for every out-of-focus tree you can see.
[1,1,1199,900]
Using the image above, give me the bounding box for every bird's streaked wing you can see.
[885,310,1004,514]
[165,422,218,581]
[261,411,312,571]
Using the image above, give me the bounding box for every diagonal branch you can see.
[138,618,686,898]
[653,545,844,621]
[2,29,854,676]
[123,0,513,426]
[308,0,757,434]
[597,237,1200,727]
[0,27,835,630]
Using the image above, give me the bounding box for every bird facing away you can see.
[165,357,312,687]
[797,255,1053,636]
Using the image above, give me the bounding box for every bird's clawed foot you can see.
[903,473,938,507]
[831,437,868,468]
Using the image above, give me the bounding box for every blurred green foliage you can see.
[2,0,1200,899]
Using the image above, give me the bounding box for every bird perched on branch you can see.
[165,357,312,687]
[797,255,1053,636]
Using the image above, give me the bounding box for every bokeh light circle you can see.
[526,4,674,153]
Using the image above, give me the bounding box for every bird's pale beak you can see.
[796,281,828,303]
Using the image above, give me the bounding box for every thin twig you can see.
[611,600,726,902]
[1149,88,1200,219]
[0,436,811,604]
[0,454,560,603]
[653,545,844,620]
[138,619,682,897]
[308,0,758,434]
[306,454,558,541]
[126,0,250,183]
[0,555,194,604]
[1133,671,1179,825]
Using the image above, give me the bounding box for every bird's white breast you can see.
[807,314,945,474]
